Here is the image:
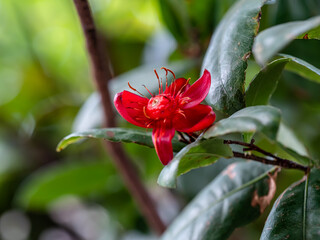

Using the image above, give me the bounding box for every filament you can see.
[128,82,148,98]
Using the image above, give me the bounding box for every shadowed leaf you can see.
[246,59,287,106]
[261,168,320,239]
[161,162,277,240]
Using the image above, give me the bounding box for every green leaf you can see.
[202,0,268,115]
[246,54,320,107]
[204,106,281,140]
[297,26,320,40]
[280,54,320,83]
[158,0,190,43]
[246,58,287,106]
[161,162,276,240]
[157,139,233,188]
[57,128,186,152]
[253,16,320,65]
[276,122,311,166]
[73,60,196,131]
[15,161,113,210]
[261,168,320,240]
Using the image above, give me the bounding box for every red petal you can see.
[152,122,175,165]
[180,69,211,109]
[173,104,215,133]
[114,91,151,128]
[164,78,190,96]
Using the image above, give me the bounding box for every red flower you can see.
[114,68,215,165]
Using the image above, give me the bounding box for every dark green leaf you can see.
[15,161,112,210]
[276,122,312,166]
[202,0,268,115]
[161,162,276,240]
[157,139,233,188]
[261,168,320,240]
[57,128,186,152]
[204,106,281,140]
[253,16,320,65]
[246,58,287,106]
[280,54,320,83]
[158,0,190,43]
[246,54,320,107]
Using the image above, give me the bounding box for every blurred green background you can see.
[0,0,319,239]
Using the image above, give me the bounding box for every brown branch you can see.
[232,152,308,172]
[72,0,165,234]
[224,140,309,173]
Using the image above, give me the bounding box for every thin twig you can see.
[177,131,190,144]
[72,0,165,234]
[224,140,309,173]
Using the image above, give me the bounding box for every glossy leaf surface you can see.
[253,16,320,65]
[261,168,320,240]
[202,0,267,115]
[280,54,320,83]
[246,55,320,108]
[204,106,281,140]
[57,128,186,152]
[161,162,276,240]
[276,122,311,166]
[157,139,233,188]
[246,59,287,106]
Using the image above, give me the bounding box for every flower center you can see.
[146,94,176,119]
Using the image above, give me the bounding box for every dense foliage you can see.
[1,0,320,239]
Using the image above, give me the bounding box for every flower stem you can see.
[224,140,309,173]
[72,0,165,234]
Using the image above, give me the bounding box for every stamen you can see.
[180,97,191,105]
[142,85,154,97]
[143,106,150,119]
[178,110,186,118]
[128,82,148,98]
[161,67,169,90]
[176,78,190,96]
[160,77,163,93]
[154,69,161,94]
[146,121,153,128]
[161,67,176,79]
